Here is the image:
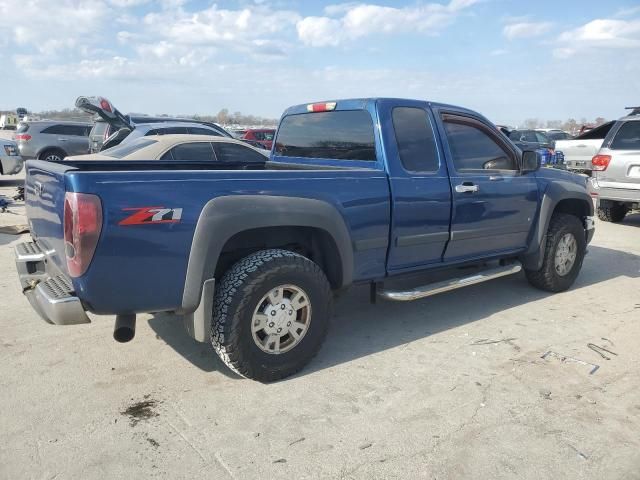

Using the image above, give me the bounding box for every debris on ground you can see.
[541,351,600,375]
[13,186,24,202]
[472,338,517,346]
[121,398,160,427]
[587,343,618,360]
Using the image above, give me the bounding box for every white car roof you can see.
[66,134,269,161]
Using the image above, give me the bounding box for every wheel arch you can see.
[180,195,354,313]
[521,182,593,270]
[37,146,67,160]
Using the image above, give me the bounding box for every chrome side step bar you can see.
[378,263,522,302]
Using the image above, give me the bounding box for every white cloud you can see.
[503,21,553,39]
[144,4,300,47]
[0,0,109,54]
[297,0,479,47]
[554,18,640,57]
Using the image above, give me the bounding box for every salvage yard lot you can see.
[1,174,639,479]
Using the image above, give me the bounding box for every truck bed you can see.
[25,159,390,314]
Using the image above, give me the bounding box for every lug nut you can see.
[277,328,282,333]
[271,310,276,316]
[281,304,286,310]
[289,310,293,315]
[269,322,275,328]
[287,321,291,327]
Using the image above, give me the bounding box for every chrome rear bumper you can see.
[15,241,90,325]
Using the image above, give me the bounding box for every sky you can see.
[0,0,639,125]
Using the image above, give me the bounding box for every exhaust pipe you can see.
[114,314,136,343]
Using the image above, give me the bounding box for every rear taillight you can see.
[592,154,611,171]
[15,134,31,141]
[63,192,103,277]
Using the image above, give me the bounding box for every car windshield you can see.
[102,138,157,158]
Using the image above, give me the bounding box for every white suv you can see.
[589,109,640,222]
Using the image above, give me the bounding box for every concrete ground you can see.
[0,170,639,480]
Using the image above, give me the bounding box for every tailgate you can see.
[556,139,602,163]
[25,160,76,274]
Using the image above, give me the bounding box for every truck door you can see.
[436,111,538,261]
[379,100,452,271]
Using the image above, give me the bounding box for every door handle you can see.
[58,138,68,142]
[455,183,479,193]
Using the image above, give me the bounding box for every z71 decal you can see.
[119,207,183,226]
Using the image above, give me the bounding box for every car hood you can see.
[536,165,589,187]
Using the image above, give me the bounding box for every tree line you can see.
[519,117,608,133]
[27,108,278,126]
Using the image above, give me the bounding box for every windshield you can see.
[102,138,157,158]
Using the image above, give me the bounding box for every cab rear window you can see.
[274,110,376,161]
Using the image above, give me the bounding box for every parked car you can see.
[0,113,19,130]
[66,135,269,165]
[14,121,91,162]
[537,129,573,141]
[76,96,232,153]
[555,121,616,175]
[588,111,640,222]
[0,139,23,176]
[241,128,276,149]
[508,129,557,165]
[15,98,594,382]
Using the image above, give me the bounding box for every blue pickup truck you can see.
[16,98,595,381]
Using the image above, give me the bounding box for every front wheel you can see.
[525,213,586,292]
[211,249,332,382]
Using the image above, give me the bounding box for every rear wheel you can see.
[211,249,332,382]
[39,149,65,162]
[525,213,586,292]
[597,203,628,223]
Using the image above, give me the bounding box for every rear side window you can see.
[103,138,157,158]
[41,124,66,135]
[392,107,439,172]
[213,142,268,163]
[146,126,190,136]
[275,110,376,161]
[168,142,216,161]
[610,121,640,150]
[188,127,221,136]
[41,124,88,136]
[444,119,517,171]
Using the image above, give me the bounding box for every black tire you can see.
[597,204,628,223]
[525,213,586,292]
[211,249,332,382]
[38,149,66,162]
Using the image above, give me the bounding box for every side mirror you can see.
[521,150,540,173]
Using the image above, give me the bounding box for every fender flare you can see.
[180,195,354,313]
[521,181,593,270]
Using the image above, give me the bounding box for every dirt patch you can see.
[121,398,160,427]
